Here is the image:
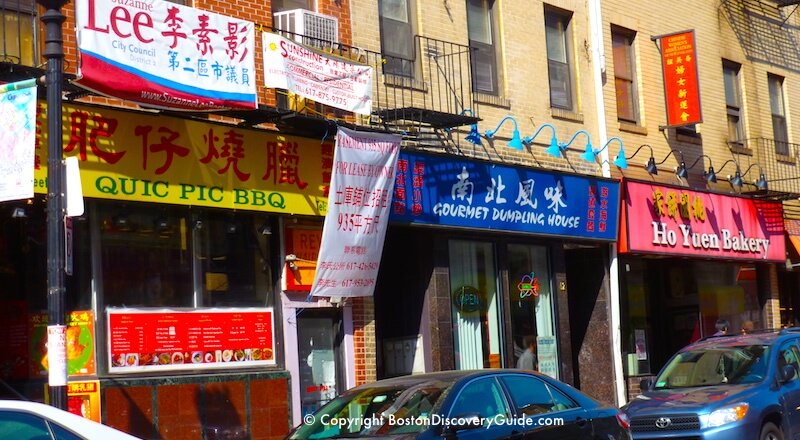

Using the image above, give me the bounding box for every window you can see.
[723,60,744,146]
[448,378,511,422]
[612,26,638,123]
[1,0,37,66]
[545,6,574,110]
[769,73,789,155]
[467,0,498,95]
[500,375,578,416]
[273,0,314,12]
[379,0,414,77]
[449,240,502,369]
[96,202,275,309]
[0,411,51,439]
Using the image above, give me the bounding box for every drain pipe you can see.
[588,0,627,406]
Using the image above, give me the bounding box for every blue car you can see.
[623,328,800,440]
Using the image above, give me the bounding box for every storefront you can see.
[0,100,344,437]
[372,151,623,403]
[617,179,786,397]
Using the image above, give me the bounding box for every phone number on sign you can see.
[310,414,565,430]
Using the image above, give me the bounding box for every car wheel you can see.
[760,422,783,440]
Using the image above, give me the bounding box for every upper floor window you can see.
[544,6,574,110]
[379,0,415,77]
[768,73,789,156]
[1,0,37,66]
[467,0,499,95]
[612,25,638,124]
[273,0,314,12]
[723,60,744,146]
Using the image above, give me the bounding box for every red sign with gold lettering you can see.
[658,30,702,127]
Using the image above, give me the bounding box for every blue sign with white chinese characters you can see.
[389,152,620,241]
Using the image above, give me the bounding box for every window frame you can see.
[0,0,38,66]
[722,60,744,147]
[768,73,789,156]
[544,5,575,111]
[611,25,639,124]
[467,0,499,95]
[272,0,314,12]
[379,0,416,78]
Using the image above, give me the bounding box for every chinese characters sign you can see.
[389,152,620,241]
[107,308,275,373]
[0,79,36,202]
[32,101,330,215]
[311,127,401,297]
[658,30,702,127]
[75,0,256,110]
[620,180,785,261]
[262,33,373,115]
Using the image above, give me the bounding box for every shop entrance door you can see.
[297,309,344,417]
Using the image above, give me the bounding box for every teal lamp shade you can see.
[465,124,482,145]
[614,147,628,169]
[545,134,561,157]
[581,144,596,163]
[508,129,523,150]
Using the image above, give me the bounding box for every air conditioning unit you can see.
[273,9,339,49]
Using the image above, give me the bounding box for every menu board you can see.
[107,308,275,373]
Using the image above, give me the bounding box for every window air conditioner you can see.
[273,9,339,49]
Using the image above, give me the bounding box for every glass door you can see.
[297,309,344,417]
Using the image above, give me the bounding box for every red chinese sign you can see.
[658,30,702,127]
[107,308,275,373]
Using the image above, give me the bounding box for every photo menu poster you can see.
[107,308,275,373]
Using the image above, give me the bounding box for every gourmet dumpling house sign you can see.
[619,180,785,261]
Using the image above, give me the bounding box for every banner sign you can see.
[0,79,36,202]
[620,180,785,261]
[31,311,96,378]
[262,33,373,115]
[74,0,257,110]
[389,152,620,241]
[657,30,702,127]
[311,127,401,297]
[32,101,331,215]
[107,308,275,373]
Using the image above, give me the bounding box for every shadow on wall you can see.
[120,387,162,440]
[199,386,248,440]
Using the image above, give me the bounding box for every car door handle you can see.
[576,417,588,427]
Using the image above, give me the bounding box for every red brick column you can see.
[352,296,376,385]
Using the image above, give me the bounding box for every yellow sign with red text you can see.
[32,101,333,215]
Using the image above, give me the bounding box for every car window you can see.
[778,340,800,381]
[49,422,83,440]
[448,377,511,423]
[0,410,52,440]
[500,375,577,416]
[654,345,769,388]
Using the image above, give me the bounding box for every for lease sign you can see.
[74,0,257,110]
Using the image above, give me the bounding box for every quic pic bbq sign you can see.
[107,308,275,373]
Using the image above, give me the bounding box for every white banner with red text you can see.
[310,127,400,297]
[74,0,257,111]
[262,33,373,115]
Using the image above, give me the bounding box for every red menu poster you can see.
[107,308,275,373]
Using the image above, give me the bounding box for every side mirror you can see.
[780,364,797,383]
[639,378,654,391]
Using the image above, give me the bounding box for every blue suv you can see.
[623,328,800,440]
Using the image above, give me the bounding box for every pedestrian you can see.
[713,319,729,336]
[741,320,755,334]
[516,335,538,370]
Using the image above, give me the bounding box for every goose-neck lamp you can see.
[485,115,523,150]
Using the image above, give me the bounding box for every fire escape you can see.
[720,0,800,218]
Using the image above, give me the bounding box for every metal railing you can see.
[271,28,478,134]
[0,1,38,67]
[735,137,800,197]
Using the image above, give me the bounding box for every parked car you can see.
[623,328,800,440]
[0,400,141,439]
[286,369,631,439]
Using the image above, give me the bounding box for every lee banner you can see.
[389,151,620,241]
[311,127,401,297]
[620,180,785,261]
[262,33,373,115]
[0,78,36,202]
[74,0,257,110]
[32,101,331,216]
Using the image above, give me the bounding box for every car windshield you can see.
[654,344,770,389]
[288,382,450,439]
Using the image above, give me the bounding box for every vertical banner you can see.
[311,127,401,297]
[74,0,257,110]
[0,78,36,202]
[657,30,702,127]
